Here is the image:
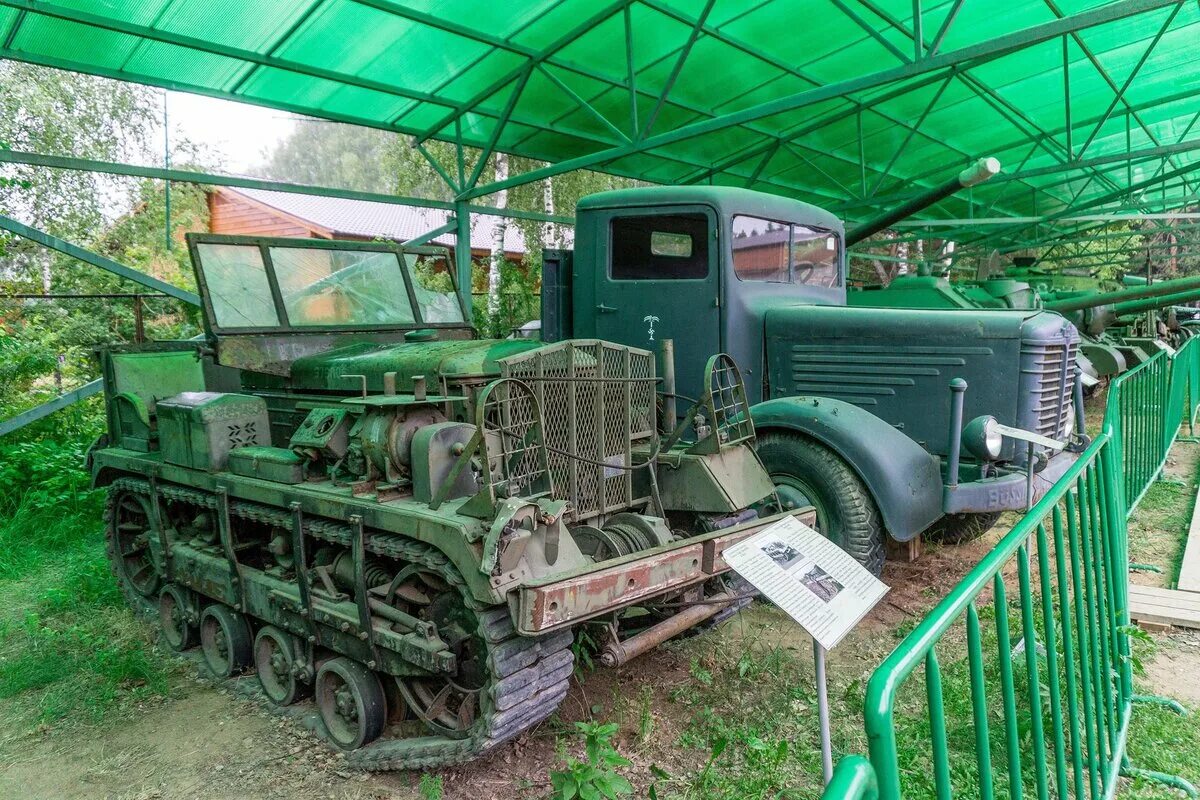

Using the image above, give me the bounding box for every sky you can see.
[164,90,297,174]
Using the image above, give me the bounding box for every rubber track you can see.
[106,478,574,769]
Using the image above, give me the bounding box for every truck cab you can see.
[552,186,843,406]
[545,186,1085,570]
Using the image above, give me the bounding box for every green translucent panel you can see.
[2,0,1199,228]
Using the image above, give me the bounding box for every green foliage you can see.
[258,119,400,194]
[549,721,634,800]
[417,773,444,800]
[0,425,173,731]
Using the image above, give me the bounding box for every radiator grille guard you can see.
[1018,335,1080,446]
[499,340,656,523]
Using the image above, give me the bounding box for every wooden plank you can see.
[1129,583,1200,629]
[1177,482,1200,593]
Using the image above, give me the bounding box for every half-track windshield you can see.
[189,235,466,333]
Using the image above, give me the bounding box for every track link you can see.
[105,478,575,769]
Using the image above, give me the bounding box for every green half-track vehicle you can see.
[89,235,810,768]
[541,170,1087,570]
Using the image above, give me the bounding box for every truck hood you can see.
[289,338,544,393]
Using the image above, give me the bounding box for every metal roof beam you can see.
[460,0,1182,200]
[0,150,577,224]
[0,213,200,304]
[0,379,102,438]
[1075,4,1181,159]
[413,0,633,142]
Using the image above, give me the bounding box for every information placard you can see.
[723,514,889,650]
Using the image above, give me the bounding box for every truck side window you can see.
[731,215,840,287]
[610,214,709,280]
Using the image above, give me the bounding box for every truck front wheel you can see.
[922,512,1002,545]
[755,432,886,576]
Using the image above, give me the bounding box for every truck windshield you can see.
[195,241,464,330]
[730,215,840,287]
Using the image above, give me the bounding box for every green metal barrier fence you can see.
[1103,337,1200,514]
[860,431,1153,799]
[824,756,879,800]
[817,340,1200,800]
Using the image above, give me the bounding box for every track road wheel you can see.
[200,605,253,678]
[158,585,196,651]
[317,657,387,750]
[923,512,1002,546]
[255,626,310,706]
[392,574,489,739]
[108,490,162,600]
[755,432,886,576]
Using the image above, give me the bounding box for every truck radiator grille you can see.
[1022,340,1078,440]
[500,340,655,523]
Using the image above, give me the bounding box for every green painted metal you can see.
[0,378,102,437]
[1103,338,1200,513]
[82,237,805,766]
[0,150,575,225]
[0,213,200,305]
[815,335,1200,800]
[820,756,879,800]
[6,0,1197,239]
[857,427,1188,799]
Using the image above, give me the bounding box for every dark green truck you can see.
[542,185,1086,570]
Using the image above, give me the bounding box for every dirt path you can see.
[0,683,401,800]
[0,521,1007,800]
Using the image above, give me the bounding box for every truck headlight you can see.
[962,415,1003,460]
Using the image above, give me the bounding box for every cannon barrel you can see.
[1041,274,1200,313]
[1111,287,1200,317]
[846,157,1000,246]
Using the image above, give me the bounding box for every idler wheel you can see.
[158,584,196,651]
[200,604,253,678]
[254,625,310,706]
[316,657,387,750]
[111,491,162,598]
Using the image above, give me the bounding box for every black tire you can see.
[922,512,1002,546]
[254,625,310,706]
[200,604,253,678]
[755,432,886,576]
[158,584,197,652]
[316,657,387,750]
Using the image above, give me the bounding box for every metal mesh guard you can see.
[500,340,655,523]
[704,353,755,446]
[475,378,552,502]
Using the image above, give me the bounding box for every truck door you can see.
[592,207,720,412]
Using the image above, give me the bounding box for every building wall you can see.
[207,191,318,238]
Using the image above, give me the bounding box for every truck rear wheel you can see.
[755,432,886,576]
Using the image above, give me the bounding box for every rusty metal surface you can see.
[516,509,813,633]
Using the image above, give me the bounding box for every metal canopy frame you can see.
[0,0,1193,254]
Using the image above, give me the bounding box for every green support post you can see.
[454,203,472,317]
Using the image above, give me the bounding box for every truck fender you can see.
[750,396,943,541]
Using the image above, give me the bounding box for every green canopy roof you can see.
[1,0,1198,250]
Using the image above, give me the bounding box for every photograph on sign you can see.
[723,515,888,650]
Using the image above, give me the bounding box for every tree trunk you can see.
[542,177,557,249]
[41,253,63,391]
[487,153,509,321]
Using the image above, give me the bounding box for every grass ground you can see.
[0,429,178,742]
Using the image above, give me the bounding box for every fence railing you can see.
[824,756,879,800]
[1103,337,1200,513]
[820,339,1200,800]
[862,431,1135,799]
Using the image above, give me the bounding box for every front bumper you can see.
[942,451,1080,515]
[514,508,815,635]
